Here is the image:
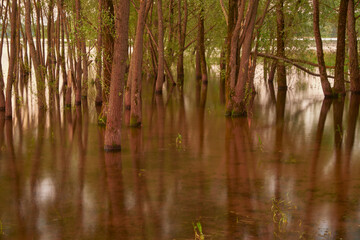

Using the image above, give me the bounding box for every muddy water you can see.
[1,70,360,239]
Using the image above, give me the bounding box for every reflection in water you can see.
[2,73,360,239]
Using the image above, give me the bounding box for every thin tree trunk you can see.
[312,0,333,97]
[5,0,17,119]
[82,41,88,99]
[0,0,9,110]
[95,0,103,105]
[333,0,349,95]
[176,0,187,86]
[104,0,130,150]
[276,0,286,90]
[225,0,245,115]
[347,0,360,92]
[75,0,82,105]
[155,0,165,94]
[128,0,150,127]
[102,0,114,103]
[198,0,207,84]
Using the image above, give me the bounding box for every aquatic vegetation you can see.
[193,221,205,240]
[176,133,183,149]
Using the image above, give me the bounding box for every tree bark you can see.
[5,0,17,118]
[104,0,130,150]
[25,0,46,109]
[155,0,165,94]
[75,0,82,105]
[198,0,208,84]
[128,0,150,127]
[276,0,286,90]
[102,0,114,103]
[347,0,360,92]
[312,0,333,97]
[333,0,349,95]
[232,0,259,117]
[176,0,187,86]
[95,0,103,105]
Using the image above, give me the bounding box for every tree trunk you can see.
[312,0,333,97]
[104,0,130,150]
[95,0,103,105]
[0,0,9,111]
[333,0,349,95]
[155,0,165,94]
[347,0,360,92]
[276,0,286,90]
[176,0,187,86]
[198,1,207,84]
[75,0,82,105]
[225,0,245,115]
[232,0,259,117]
[128,0,150,127]
[103,0,114,103]
[5,0,17,119]
[25,0,46,109]
[82,41,88,99]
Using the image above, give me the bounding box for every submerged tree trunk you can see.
[5,0,17,118]
[276,0,286,90]
[347,0,360,92]
[155,0,165,94]
[128,0,150,127]
[104,0,130,150]
[312,0,333,97]
[333,0,349,95]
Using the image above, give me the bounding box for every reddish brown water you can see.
[1,71,360,239]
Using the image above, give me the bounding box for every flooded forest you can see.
[1,0,360,239]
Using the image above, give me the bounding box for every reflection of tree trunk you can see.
[345,94,360,156]
[226,118,253,238]
[6,119,26,238]
[104,152,128,238]
[333,98,344,149]
[304,99,332,235]
[333,98,347,239]
[274,89,286,197]
[268,81,276,105]
[75,105,86,238]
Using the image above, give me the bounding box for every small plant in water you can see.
[257,136,264,152]
[176,133,183,149]
[193,221,205,240]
